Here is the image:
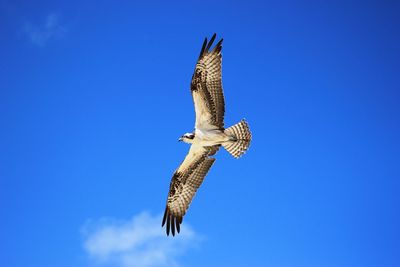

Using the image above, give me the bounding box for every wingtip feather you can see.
[176,217,181,233]
[213,38,223,53]
[206,33,217,52]
[171,216,176,236]
[198,34,223,60]
[166,214,171,236]
[161,207,168,227]
[198,38,208,59]
[162,207,182,236]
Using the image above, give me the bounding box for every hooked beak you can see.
[178,137,183,142]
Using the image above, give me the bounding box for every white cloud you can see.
[23,13,66,46]
[81,212,202,267]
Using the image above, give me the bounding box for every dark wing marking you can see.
[162,145,219,236]
[191,33,225,130]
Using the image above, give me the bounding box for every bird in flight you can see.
[162,34,252,236]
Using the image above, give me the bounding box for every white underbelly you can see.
[194,128,228,146]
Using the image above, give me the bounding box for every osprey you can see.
[162,34,252,236]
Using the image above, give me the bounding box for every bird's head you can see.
[179,132,195,144]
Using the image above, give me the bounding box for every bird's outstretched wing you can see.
[191,33,225,130]
[162,145,219,236]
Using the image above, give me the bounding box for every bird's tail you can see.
[222,119,252,158]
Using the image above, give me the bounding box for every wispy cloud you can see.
[23,13,66,46]
[81,212,202,267]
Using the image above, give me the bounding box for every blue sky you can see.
[1,1,400,267]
